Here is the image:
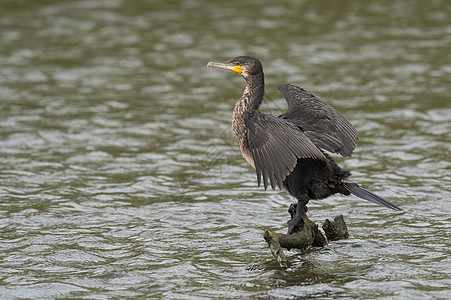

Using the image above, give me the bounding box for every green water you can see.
[1,0,450,299]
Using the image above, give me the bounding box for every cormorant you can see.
[207,56,401,234]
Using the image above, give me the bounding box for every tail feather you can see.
[342,182,401,211]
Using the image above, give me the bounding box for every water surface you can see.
[1,0,450,299]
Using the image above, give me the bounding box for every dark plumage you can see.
[207,56,401,234]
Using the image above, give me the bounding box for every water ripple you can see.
[1,0,450,299]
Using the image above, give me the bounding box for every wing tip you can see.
[277,83,290,91]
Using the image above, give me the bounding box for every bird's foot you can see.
[287,214,305,234]
[287,202,308,234]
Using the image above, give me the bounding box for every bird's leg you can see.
[287,200,308,234]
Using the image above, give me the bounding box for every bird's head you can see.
[207,56,263,80]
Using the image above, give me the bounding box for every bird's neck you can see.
[232,74,264,168]
[233,74,264,120]
[239,74,264,111]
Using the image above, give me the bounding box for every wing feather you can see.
[244,110,326,190]
[278,83,358,157]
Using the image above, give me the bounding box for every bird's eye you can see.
[234,62,240,66]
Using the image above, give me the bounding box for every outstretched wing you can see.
[278,84,358,157]
[243,110,326,190]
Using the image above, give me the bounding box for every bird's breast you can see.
[232,112,255,169]
[241,147,255,169]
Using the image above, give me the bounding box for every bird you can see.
[207,56,401,234]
